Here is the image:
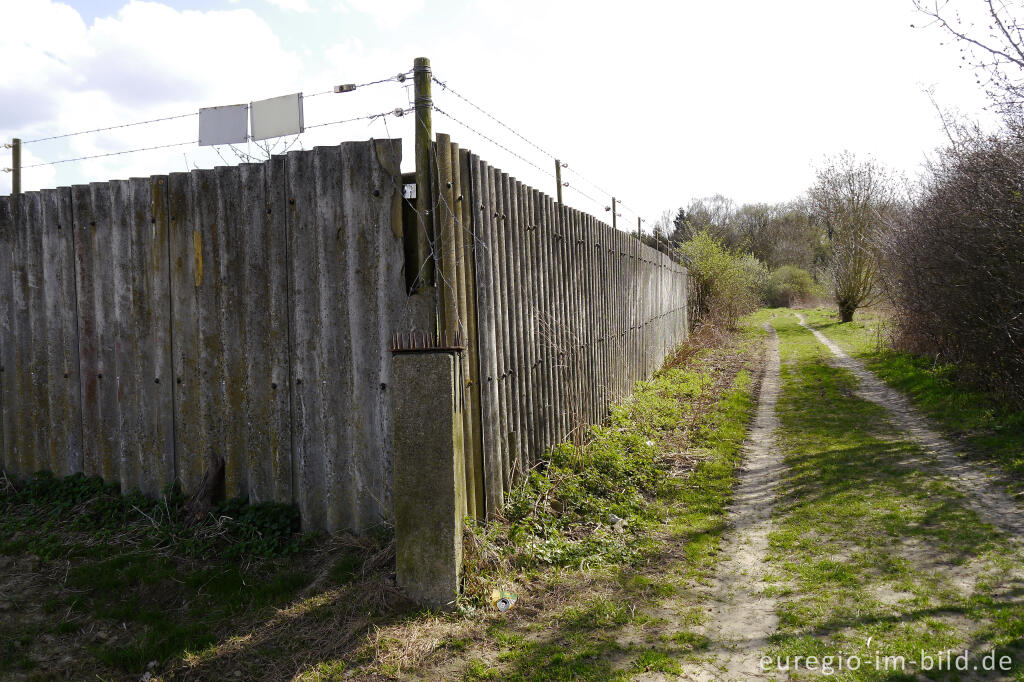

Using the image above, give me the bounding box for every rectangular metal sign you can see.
[250,93,304,141]
[198,104,248,146]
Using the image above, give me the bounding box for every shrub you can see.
[765,266,819,308]
[678,230,764,328]
[884,120,1024,406]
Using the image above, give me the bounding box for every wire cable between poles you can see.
[10,140,198,170]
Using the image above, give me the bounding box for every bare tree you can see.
[809,153,902,323]
[913,0,1024,111]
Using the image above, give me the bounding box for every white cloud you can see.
[334,0,425,25]
[266,0,313,12]
[0,0,307,191]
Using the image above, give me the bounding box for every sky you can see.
[0,0,999,228]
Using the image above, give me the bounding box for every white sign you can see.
[198,104,248,146]
[250,93,304,141]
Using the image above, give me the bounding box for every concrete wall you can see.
[0,140,433,533]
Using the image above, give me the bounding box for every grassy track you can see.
[764,311,1024,681]
[798,308,1024,489]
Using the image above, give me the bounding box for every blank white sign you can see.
[198,104,248,146]
[250,93,304,141]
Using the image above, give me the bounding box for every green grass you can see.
[457,319,765,681]
[1,319,766,681]
[764,312,1024,680]
[799,307,1024,488]
[0,472,377,678]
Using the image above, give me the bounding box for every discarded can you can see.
[490,589,517,612]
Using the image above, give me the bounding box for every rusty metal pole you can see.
[11,138,21,196]
[413,58,434,290]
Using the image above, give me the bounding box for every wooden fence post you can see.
[413,57,434,291]
[11,138,21,196]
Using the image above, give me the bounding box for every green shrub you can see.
[678,230,765,327]
[765,266,819,307]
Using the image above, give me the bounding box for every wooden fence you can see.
[0,136,687,531]
[0,140,434,533]
[425,137,689,517]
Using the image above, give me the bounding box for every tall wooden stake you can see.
[413,57,434,290]
[611,197,617,230]
[554,159,563,208]
[11,138,21,196]
[637,216,641,240]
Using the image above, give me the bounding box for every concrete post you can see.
[392,349,466,609]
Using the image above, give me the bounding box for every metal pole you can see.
[413,57,434,290]
[12,138,21,196]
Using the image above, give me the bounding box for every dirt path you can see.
[672,324,784,681]
[794,312,1024,538]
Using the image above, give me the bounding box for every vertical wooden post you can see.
[554,159,563,210]
[611,196,617,231]
[11,138,21,196]
[637,216,641,240]
[459,149,486,519]
[435,134,459,344]
[413,58,434,291]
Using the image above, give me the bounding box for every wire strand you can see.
[431,76,647,227]
[10,107,413,171]
[22,113,198,145]
[9,140,198,170]
[19,71,412,144]
[304,107,412,130]
[432,76,558,162]
[433,105,554,179]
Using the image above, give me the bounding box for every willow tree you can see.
[809,153,901,323]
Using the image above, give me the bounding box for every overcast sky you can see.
[0,0,998,226]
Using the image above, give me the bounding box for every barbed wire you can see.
[6,140,197,170]
[22,113,199,145]
[433,105,555,180]
[432,77,558,162]
[6,107,414,172]
[302,70,412,99]
[305,107,412,130]
[431,77,648,229]
[16,70,411,145]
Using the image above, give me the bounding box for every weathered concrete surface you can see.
[393,351,466,609]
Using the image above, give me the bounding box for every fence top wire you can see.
[10,140,198,170]
[432,76,558,162]
[17,70,411,145]
[431,75,648,228]
[433,105,555,180]
[6,107,411,172]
